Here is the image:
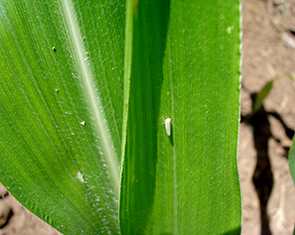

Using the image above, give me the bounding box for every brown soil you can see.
[240,0,295,234]
[1,0,295,234]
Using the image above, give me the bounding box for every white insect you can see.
[80,121,85,126]
[162,117,171,136]
[77,171,84,183]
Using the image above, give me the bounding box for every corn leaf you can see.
[120,0,242,234]
[0,1,124,233]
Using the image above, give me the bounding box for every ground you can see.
[1,0,295,234]
[240,0,295,234]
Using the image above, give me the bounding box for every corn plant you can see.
[0,0,241,234]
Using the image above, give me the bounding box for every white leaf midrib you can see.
[61,0,119,194]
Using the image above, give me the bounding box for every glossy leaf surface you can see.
[0,0,242,234]
[120,0,242,234]
[0,1,124,234]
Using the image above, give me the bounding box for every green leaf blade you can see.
[289,138,295,185]
[120,0,241,234]
[0,0,125,234]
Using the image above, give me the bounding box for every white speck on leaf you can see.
[77,171,84,183]
[227,26,233,33]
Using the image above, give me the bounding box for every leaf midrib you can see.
[61,0,119,194]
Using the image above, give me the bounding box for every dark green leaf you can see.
[120,0,242,234]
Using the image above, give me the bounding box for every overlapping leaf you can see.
[0,0,124,233]
[120,0,242,234]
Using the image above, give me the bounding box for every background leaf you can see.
[253,79,276,113]
[0,0,125,234]
[289,138,295,186]
[289,139,295,235]
[120,0,242,234]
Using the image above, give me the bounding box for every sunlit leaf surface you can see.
[120,0,242,234]
[0,0,124,234]
[0,0,242,234]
